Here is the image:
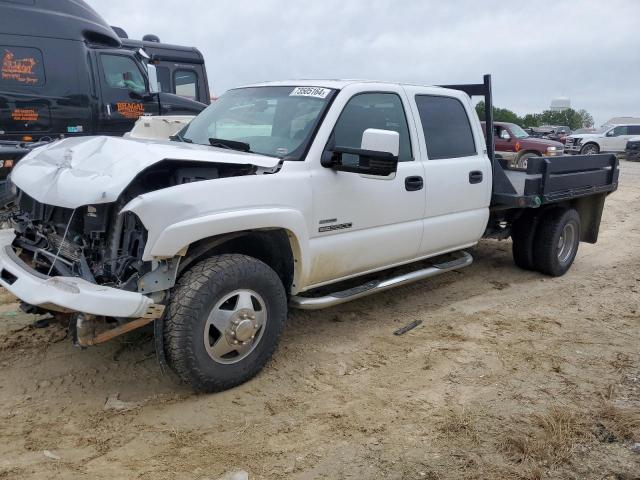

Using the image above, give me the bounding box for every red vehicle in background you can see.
[481,121,565,170]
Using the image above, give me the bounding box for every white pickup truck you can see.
[0,76,619,392]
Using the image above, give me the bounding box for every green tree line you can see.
[475,101,594,130]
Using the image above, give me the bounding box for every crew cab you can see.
[481,121,564,169]
[0,76,618,392]
[565,123,640,155]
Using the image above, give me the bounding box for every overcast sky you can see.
[88,0,639,126]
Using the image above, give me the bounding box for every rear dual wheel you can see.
[511,207,581,276]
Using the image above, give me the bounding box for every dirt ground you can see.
[0,162,639,480]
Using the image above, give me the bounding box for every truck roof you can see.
[121,38,205,64]
[241,79,459,91]
[0,0,120,47]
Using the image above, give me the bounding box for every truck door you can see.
[307,89,426,287]
[407,89,492,257]
[95,51,159,134]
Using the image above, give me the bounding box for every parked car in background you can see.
[528,125,571,143]
[565,124,640,155]
[626,136,640,162]
[481,121,564,169]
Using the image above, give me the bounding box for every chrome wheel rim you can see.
[557,223,576,264]
[204,289,267,364]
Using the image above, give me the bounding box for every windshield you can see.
[592,125,612,134]
[178,86,335,160]
[509,124,529,138]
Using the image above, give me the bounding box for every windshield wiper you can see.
[208,137,251,152]
[169,133,193,143]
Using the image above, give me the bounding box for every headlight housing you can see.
[547,146,559,151]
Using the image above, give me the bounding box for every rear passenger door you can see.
[405,88,492,257]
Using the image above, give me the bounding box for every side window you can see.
[174,70,198,101]
[415,95,477,160]
[1,46,45,87]
[628,125,640,135]
[100,54,145,93]
[612,126,628,136]
[332,93,412,162]
[156,66,171,93]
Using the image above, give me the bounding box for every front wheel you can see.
[164,254,287,392]
[580,143,599,155]
[533,208,581,277]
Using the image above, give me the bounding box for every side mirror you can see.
[322,129,399,176]
[500,130,511,141]
[147,64,160,94]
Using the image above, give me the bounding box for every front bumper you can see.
[0,229,155,318]
[564,143,582,154]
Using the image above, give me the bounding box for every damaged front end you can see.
[13,194,151,291]
[0,135,282,347]
[7,191,169,346]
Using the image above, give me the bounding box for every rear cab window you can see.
[414,95,476,160]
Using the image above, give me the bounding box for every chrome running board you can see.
[290,251,473,310]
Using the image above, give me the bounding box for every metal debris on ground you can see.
[393,319,423,336]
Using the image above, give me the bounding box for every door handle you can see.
[469,171,483,184]
[405,176,424,191]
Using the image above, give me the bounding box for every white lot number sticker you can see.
[290,87,330,98]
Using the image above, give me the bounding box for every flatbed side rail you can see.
[524,154,619,202]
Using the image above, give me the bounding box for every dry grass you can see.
[500,406,589,465]
[596,403,640,441]
[500,402,640,472]
[437,406,479,441]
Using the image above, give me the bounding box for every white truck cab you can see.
[0,77,618,392]
[565,123,640,155]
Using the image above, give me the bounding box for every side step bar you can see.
[290,251,473,310]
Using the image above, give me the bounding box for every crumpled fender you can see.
[121,165,313,286]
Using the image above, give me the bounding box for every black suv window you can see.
[332,93,412,162]
[100,54,145,94]
[174,70,198,101]
[415,95,476,160]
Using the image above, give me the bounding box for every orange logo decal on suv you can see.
[2,50,39,85]
[116,102,145,119]
[11,108,39,122]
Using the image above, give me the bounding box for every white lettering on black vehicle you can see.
[289,87,331,98]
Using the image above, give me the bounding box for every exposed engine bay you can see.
[10,160,254,294]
